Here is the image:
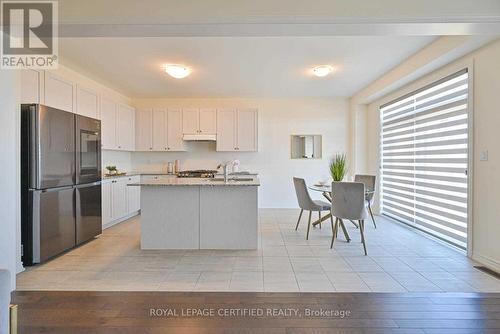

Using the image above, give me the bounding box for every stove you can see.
[177,170,218,178]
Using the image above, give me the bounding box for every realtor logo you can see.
[1,0,58,69]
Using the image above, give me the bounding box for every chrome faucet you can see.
[217,161,231,183]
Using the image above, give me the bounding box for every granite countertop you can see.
[102,171,175,179]
[128,177,260,187]
[102,171,259,180]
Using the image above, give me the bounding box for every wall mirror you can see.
[291,135,322,159]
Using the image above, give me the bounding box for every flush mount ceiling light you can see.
[164,64,191,79]
[312,65,334,77]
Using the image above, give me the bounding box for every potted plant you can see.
[329,154,347,182]
[105,165,117,175]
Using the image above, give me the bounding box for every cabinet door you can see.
[111,179,127,219]
[117,104,135,151]
[182,108,199,134]
[21,69,43,104]
[126,177,137,214]
[44,71,75,112]
[166,109,185,151]
[216,109,237,152]
[135,109,153,151]
[199,108,217,134]
[100,97,117,149]
[237,108,258,151]
[76,85,99,119]
[152,109,167,151]
[101,181,112,226]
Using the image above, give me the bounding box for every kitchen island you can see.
[128,177,260,250]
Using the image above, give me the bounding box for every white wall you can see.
[363,39,500,272]
[132,98,349,208]
[0,70,21,293]
[102,150,132,172]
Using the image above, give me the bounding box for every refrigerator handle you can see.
[40,186,74,193]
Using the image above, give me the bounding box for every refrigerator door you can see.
[76,115,101,185]
[31,187,76,263]
[26,104,76,189]
[76,182,102,244]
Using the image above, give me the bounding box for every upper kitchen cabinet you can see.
[20,69,44,104]
[100,97,117,149]
[44,71,75,112]
[199,108,217,134]
[135,109,153,151]
[166,109,185,151]
[182,108,216,135]
[216,108,258,152]
[237,108,258,151]
[76,85,99,119]
[135,108,185,151]
[152,109,166,151]
[100,98,135,151]
[117,104,136,151]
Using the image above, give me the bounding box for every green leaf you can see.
[329,154,347,182]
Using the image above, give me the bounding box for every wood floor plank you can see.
[12,291,500,333]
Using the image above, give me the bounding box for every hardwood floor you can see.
[12,291,500,333]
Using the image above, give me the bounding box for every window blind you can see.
[380,69,469,249]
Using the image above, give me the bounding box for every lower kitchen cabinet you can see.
[101,175,141,229]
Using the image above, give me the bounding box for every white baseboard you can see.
[472,252,500,273]
[103,211,140,230]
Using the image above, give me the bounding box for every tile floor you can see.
[17,209,500,292]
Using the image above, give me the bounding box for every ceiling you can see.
[59,36,435,98]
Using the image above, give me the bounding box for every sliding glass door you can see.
[380,69,469,249]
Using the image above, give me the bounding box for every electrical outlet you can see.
[480,150,489,161]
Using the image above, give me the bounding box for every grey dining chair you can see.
[354,174,377,228]
[293,177,331,240]
[330,181,368,255]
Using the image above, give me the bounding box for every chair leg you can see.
[295,209,303,231]
[368,203,377,229]
[359,220,367,255]
[339,219,351,242]
[306,211,312,240]
[330,217,339,249]
[318,211,322,229]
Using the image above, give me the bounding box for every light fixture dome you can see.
[165,64,191,79]
[312,65,334,77]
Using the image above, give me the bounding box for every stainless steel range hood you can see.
[183,134,217,141]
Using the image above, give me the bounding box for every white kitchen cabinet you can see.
[102,176,140,228]
[182,108,199,134]
[21,69,44,104]
[166,109,185,151]
[126,176,141,213]
[135,109,153,151]
[216,108,237,151]
[117,104,135,151]
[152,109,166,151]
[135,108,185,152]
[237,108,258,151]
[100,97,117,150]
[182,108,216,135]
[199,108,217,134]
[111,178,128,220]
[76,85,99,119]
[44,71,75,112]
[101,180,113,226]
[216,108,258,152]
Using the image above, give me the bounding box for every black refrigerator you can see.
[21,104,102,265]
